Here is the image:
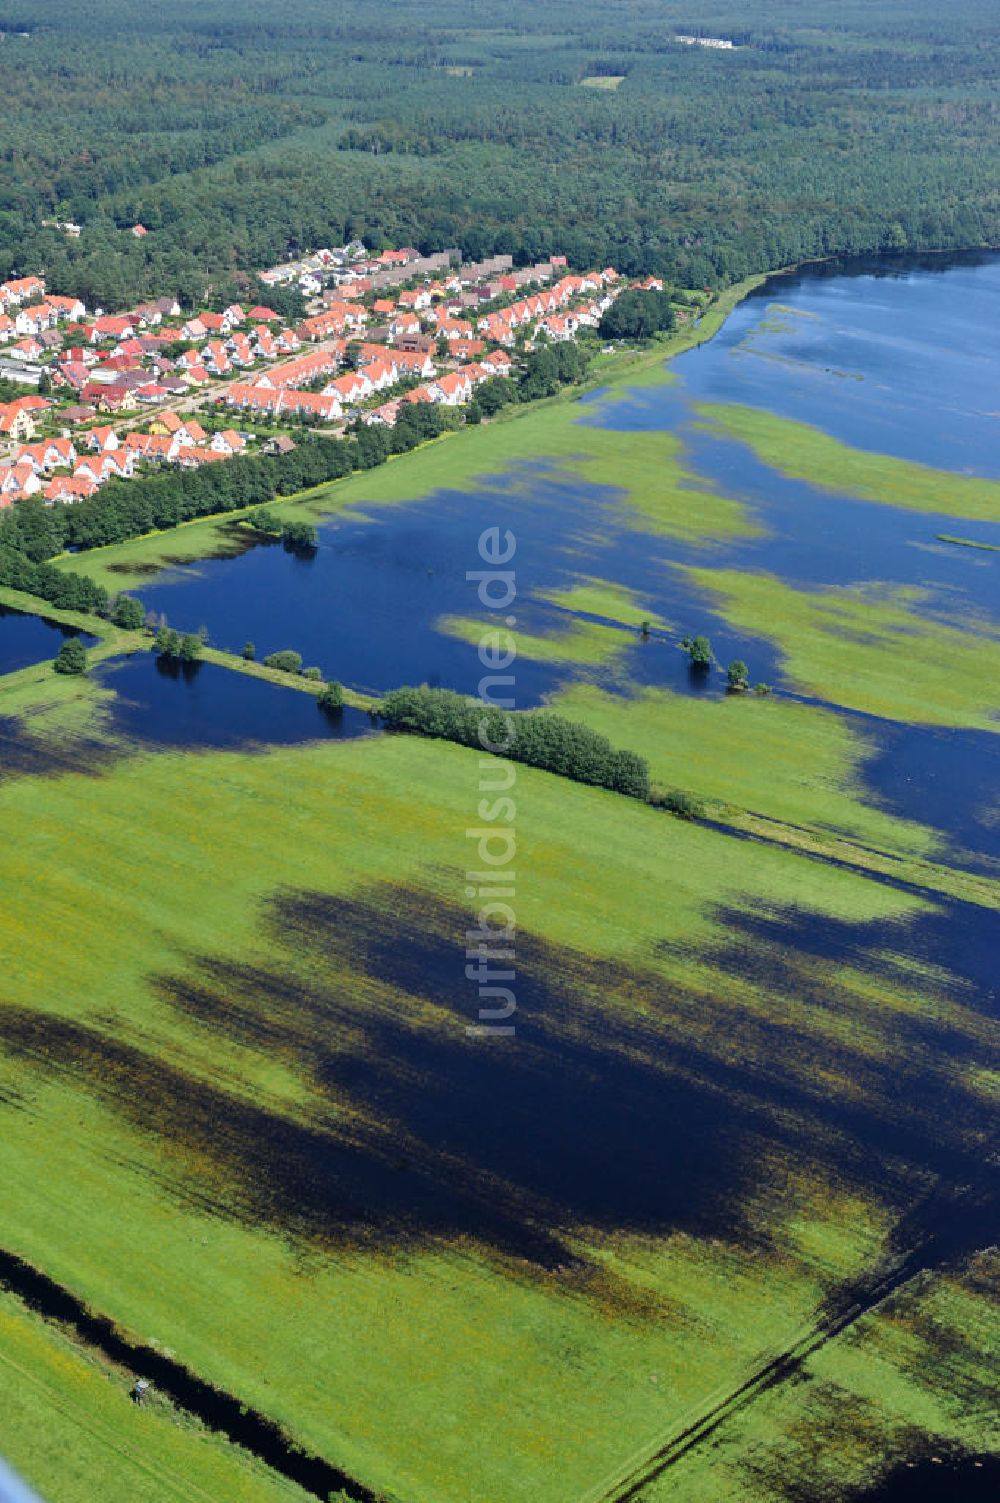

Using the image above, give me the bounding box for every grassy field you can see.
[639,1251,1000,1502]
[698,403,1000,523]
[0,1290,312,1503]
[2,710,992,1502]
[550,680,939,857]
[681,566,1000,731]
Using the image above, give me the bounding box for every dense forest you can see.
[0,0,997,305]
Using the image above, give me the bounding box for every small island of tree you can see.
[683,634,713,668]
[263,649,303,674]
[726,659,750,691]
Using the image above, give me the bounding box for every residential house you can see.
[92,314,137,343]
[0,461,41,498]
[209,429,247,456]
[427,370,472,406]
[86,426,120,452]
[0,276,45,307]
[201,340,232,375]
[44,294,87,321]
[16,438,77,474]
[0,404,36,440]
[481,349,514,377]
[325,371,371,407]
[45,475,98,503]
[175,445,228,468]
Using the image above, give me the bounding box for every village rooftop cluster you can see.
[0,246,661,508]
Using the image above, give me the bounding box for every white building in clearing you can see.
[675,35,736,49]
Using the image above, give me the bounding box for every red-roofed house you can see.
[16,438,77,474]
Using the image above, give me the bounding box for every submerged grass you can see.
[643,1250,1000,1502]
[537,579,669,631]
[680,566,1000,731]
[436,609,636,666]
[698,403,1000,523]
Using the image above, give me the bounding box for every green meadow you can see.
[551,680,939,857]
[2,680,992,1502]
[0,1290,311,1503]
[682,566,1000,731]
[640,1251,1000,1502]
[698,403,1000,522]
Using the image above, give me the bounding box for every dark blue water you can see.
[858,1454,1000,1501]
[654,252,1000,479]
[138,473,773,706]
[97,655,372,751]
[0,606,95,676]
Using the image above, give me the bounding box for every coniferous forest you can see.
[0,0,997,307]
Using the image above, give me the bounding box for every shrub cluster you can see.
[378,686,650,800]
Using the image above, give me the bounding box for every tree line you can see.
[378,685,650,801]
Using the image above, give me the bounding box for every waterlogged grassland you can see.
[698,403,1000,522]
[65,415,760,596]
[2,722,990,1502]
[682,567,1000,731]
[0,1291,310,1503]
[537,579,669,631]
[551,681,940,858]
[437,609,636,667]
[643,1251,1000,1503]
